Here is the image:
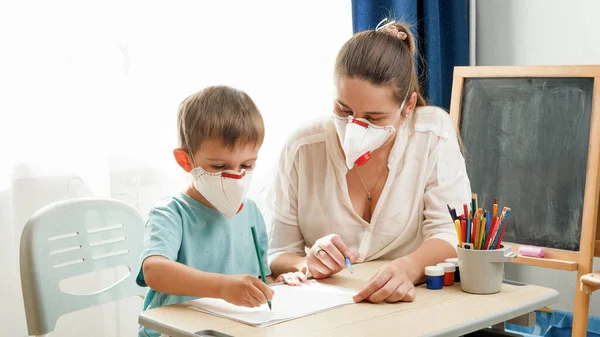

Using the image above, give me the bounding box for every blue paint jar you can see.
[425,266,444,290]
[445,258,460,282]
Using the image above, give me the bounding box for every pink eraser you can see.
[518,245,545,258]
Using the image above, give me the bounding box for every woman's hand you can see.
[275,266,308,286]
[353,260,415,303]
[307,234,359,279]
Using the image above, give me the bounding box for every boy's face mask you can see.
[332,95,409,170]
[188,152,253,220]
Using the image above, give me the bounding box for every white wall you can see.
[0,1,352,336]
[475,0,600,316]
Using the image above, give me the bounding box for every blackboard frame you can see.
[449,65,600,336]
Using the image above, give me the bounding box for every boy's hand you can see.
[220,274,274,307]
[275,266,308,286]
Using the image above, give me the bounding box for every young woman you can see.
[267,20,471,303]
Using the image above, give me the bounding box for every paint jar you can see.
[425,266,444,290]
[437,263,456,286]
[445,257,460,282]
[457,245,516,294]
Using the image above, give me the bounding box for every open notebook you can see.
[187,280,358,327]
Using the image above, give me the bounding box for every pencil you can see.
[461,219,467,246]
[494,208,512,249]
[472,211,480,249]
[479,215,486,250]
[482,211,491,249]
[467,218,472,243]
[250,226,271,310]
[490,208,508,250]
[447,204,456,221]
[492,197,498,220]
[485,217,500,250]
[454,219,463,248]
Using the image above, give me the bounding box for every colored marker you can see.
[345,257,353,273]
[250,226,271,310]
[454,219,463,248]
[466,217,472,243]
[463,204,469,220]
[460,219,467,246]
[471,194,477,218]
[447,204,457,221]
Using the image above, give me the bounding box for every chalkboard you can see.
[459,78,594,251]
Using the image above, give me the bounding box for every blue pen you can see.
[345,257,353,273]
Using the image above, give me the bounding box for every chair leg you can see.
[573,269,591,336]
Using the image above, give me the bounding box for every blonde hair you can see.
[177,85,264,154]
[335,21,427,110]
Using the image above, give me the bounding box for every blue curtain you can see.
[351,0,469,110]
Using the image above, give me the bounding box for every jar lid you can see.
[436,262,456,272]
[445,258,459,266]
[425,266,444,276]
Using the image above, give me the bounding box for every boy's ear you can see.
[173,148,193,173]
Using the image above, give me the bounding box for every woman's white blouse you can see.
[265,106,472,265]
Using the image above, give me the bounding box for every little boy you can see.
[136,86,274,337]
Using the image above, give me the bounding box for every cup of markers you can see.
[447,194,517,294]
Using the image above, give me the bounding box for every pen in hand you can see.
[250,226,272,310]
[345,257,353,273]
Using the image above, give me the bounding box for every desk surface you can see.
[139,261,559,337]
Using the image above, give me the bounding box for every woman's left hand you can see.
[353,260,416,303]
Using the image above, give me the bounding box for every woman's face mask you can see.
[332,95,409,170]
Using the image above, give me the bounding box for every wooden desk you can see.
[139,261,559,337]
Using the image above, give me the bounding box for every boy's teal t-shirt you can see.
[136,193,270,337]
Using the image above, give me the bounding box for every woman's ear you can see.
[173,148,194,173]
[403,92,418,117]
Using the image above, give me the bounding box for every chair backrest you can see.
[20,198,146,335]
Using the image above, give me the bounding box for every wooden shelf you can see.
[581,272,600,293]
[511,255,578,271]
[505,243,579,271]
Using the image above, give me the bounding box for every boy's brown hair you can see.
[177,85,264,154]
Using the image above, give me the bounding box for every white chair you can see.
[20,198,146,336]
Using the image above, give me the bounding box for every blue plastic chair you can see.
[20,198,146,336]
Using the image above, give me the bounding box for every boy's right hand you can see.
[220,275,274,308]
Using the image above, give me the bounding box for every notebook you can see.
[187,280,358,327]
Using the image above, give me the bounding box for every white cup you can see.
[456,245,516,294]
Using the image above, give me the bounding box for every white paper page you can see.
[188,280,357,327]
